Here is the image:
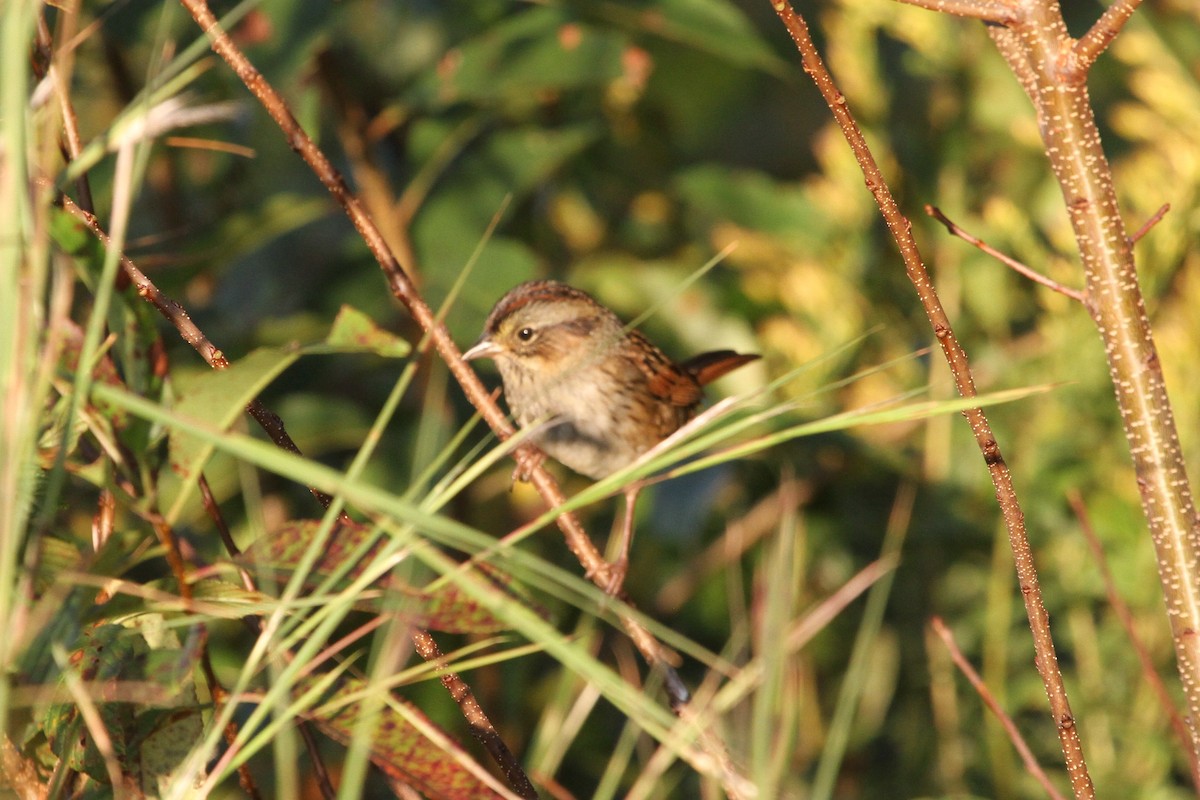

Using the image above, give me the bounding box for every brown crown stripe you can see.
[485,281,599,333]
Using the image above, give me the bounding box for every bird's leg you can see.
[606,482,642,596]
[511,444,546,485]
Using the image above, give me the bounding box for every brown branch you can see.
[1,734,47,799]
[986,3,1200,765]
[178,0,752,793]
[411,630,538,800]
[176,0,621,603]
[930,618,1068,800]
[1067,490,1200,787]
[297,722,338,800]
[55,186,331,797]
[1070,0,1143,77]
[892,0,1016,24]
[38,5,97,217]
[55,192,344,513]
[1129,202,1169,245]
[177,0,708,718]
[925,205,1086,302]
[768,3,1094,797]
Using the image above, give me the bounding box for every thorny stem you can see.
[180,0,612,597]
[178,0,750,795]
[982,0,1200,765]
[61,155,528,800]
[767,2,1095,797]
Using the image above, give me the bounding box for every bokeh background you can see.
[17,0,1200,797]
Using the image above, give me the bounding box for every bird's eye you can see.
[517,327,535,342]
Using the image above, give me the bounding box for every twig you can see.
[178,0,754,793]
[892,0,1016,23]
[178,0,619,621]
[176,0,736,768]
[1,734,46,799]
[924,624,968,796]
[1067,490,1200,786]
[55,192,341,512]
[767,3,1094,797]
[986,2,1200,762]
[297,721,338,800]
[1070,0,1143,78]
[1129,202,1169,245]
[925,205,1086,302]
[38,5,96,216]
[411,630,538,800]
[930,617,1068,800]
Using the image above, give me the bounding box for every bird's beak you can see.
[462,338,500,362]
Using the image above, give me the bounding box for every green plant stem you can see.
[0,0,53,743]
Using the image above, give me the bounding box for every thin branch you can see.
[1129,202,1169,244]
[297,722,338,800]
[892,0,1016,24]
[987,2,1200,761]
[768,2,1094,796]
[1071,0,1143,77]
[930,618,1068,800]
[1068,490,1200,787]
[56,191,341,512]
[177,0,706,720]
[179,1,751,793]
[1,734,46,799]
[177,0,618,606]
[411,630,538,800]
[925,205,1086,302]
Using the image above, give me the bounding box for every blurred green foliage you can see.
[14,0,1200,797]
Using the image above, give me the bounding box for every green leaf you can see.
[43,625,147,782]
[317,305,411,357]
[608,0,785,73]
[165,347,301,521]
[39,620,203,791]
[419,7,626,105]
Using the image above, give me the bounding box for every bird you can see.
[463,279,758,593]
